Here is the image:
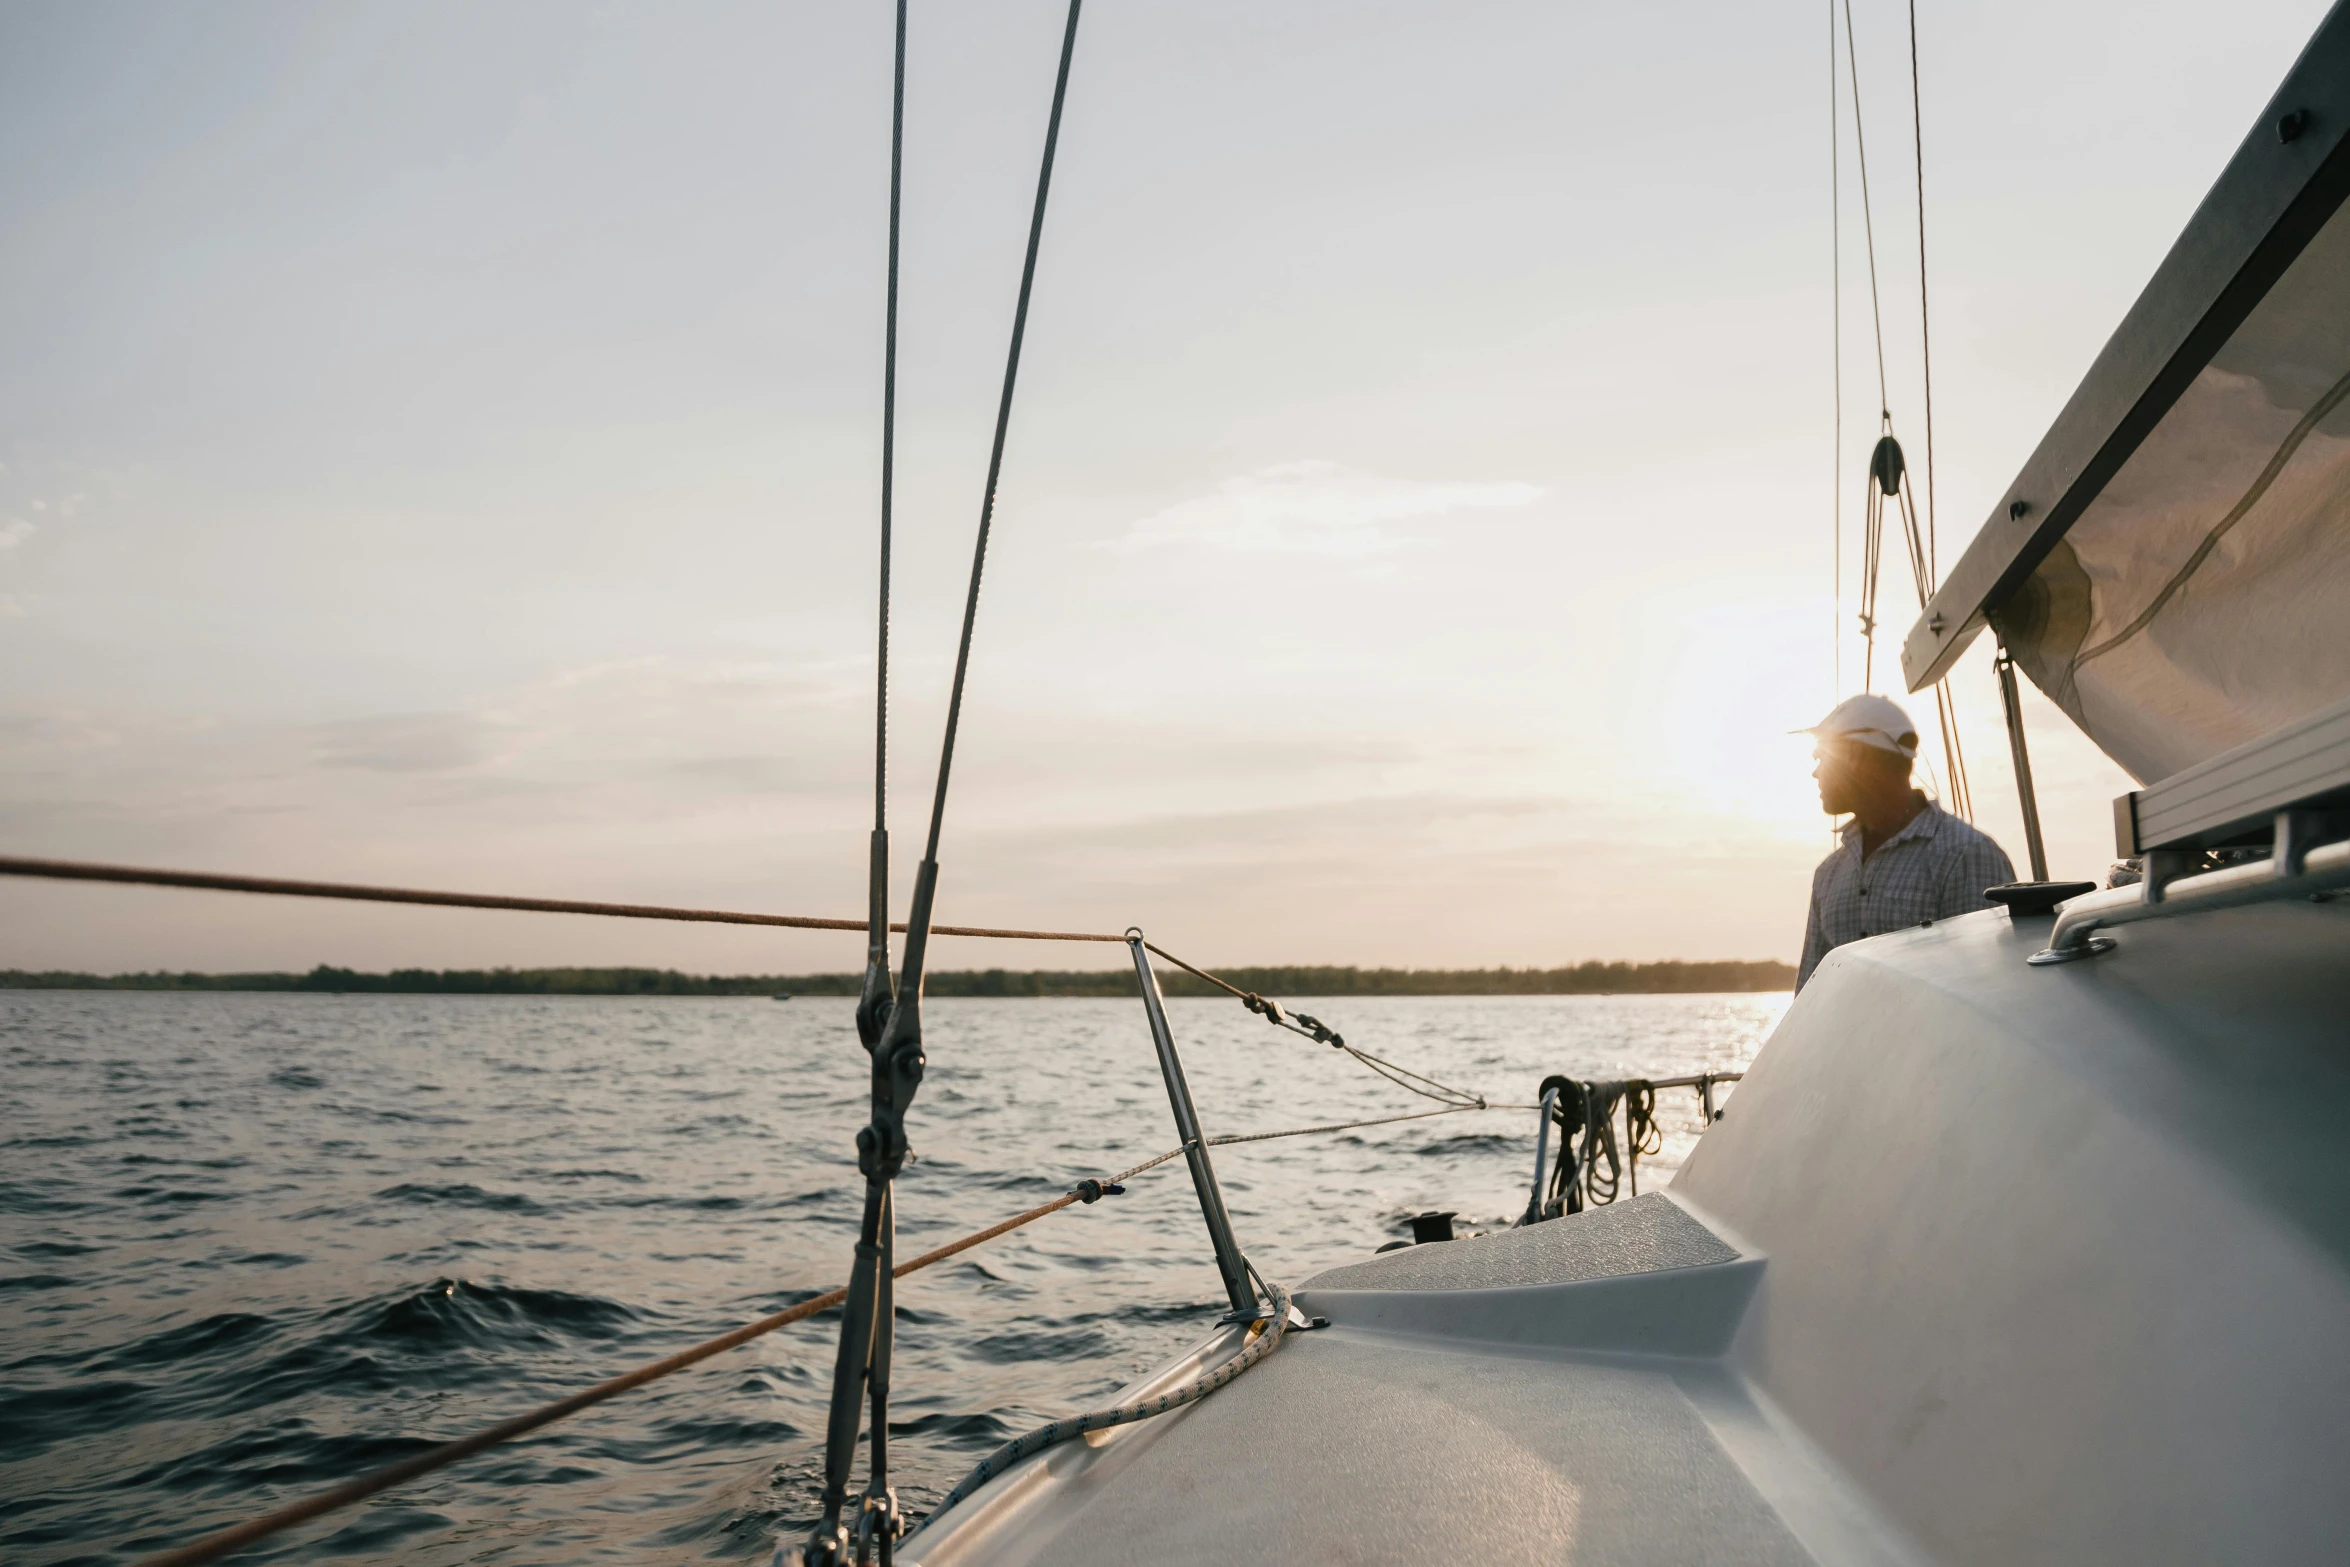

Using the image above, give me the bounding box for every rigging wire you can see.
[1831,0,1843,701]
[857,0,908,1049]
[919,0,1082,877]
[1908,0,1937,581]
[1205,1104,1488,1147]
[1834,0,1973,818]
[840,6,910,1549]
[1905,0,1969,818]
[813,8,1086,1557]
[1839,0,1890,422]
[876,0,903,854]
[1146,942,1496,1109]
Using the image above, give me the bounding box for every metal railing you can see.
[1126,931,1259,1319]
[2031,818,2350,964]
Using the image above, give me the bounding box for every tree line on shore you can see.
[1,959,1792,997]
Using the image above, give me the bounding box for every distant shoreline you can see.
[2,960,1793,998]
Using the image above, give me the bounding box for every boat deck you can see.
[906,900,2350,1566]
[905,1195,1915,1567]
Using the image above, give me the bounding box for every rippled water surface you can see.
[2,989,1784,1563]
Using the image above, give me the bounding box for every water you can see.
[1,989,1784,1564]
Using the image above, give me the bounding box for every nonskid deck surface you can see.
[1302,1191,1736,1292]
[978,1331,1813,1567]
[907,1193,1906,1567]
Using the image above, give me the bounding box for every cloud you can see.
[309,712,509,774]
[0,519,34,550]
[1107,461,1541,557]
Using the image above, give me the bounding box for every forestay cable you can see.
[857,0,907,1054]
[840,0,912,1551]
[807,4,1087,1561]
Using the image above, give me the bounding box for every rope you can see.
[1145,943,1493,1109]
[1334,1044,1485,1107]
[1528,1075,1715,1218]
[120,1093,1543,1566]
[1830,0,1973,818]
[916,1278,1296,1531]
[1207,1104,1493,1147]
[125,1165,1155,1567]
[1842,0,1896,695]
[4,853,1506,1109]
[0,856,1128,944]
[125,1106,1485,1566]
[1623,1081,1662,1196]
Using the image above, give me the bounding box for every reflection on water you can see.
[0,989,1781,1563]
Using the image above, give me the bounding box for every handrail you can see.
[2031,830,2350,965]
[1645,1071,1745,1091]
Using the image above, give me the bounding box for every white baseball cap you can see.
[1800,694,1920,759]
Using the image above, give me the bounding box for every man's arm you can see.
[1796,889,1828,992]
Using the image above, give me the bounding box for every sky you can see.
[0,0,2332,975]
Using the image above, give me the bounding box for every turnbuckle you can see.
[854,1487,905,1565]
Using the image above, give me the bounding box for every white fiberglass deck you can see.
[905,1193,1916,1567]
[907,895,2350,1565]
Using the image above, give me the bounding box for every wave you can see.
[0,1279,654,1459]
[374,1182,548,1214]
[1414,1131,1519,1156]
[962,1324,1114,1365]
[0,1272,75,1293]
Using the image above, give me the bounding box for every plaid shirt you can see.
[1797,798,2015,990]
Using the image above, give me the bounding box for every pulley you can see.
[1869,433,1906,495]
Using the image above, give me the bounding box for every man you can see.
[1796,694,2015,991]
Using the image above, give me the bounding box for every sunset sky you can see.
[0,0,2328,974]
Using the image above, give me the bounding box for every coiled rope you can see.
[1527,1073,1723,1222]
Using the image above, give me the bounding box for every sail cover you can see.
[1992,201,2350,783]
[1901,4,2350,786]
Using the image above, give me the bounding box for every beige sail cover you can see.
[1992,199,2350,785]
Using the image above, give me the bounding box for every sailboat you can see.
[17,6,2348,1564]
[892,7,2350,1563]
